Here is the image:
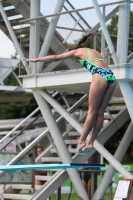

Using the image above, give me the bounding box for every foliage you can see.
[107,15,118,50]
[107,12,133,53]
[0,50,38,120]
[0,98,38,120]
[79,11,133,54]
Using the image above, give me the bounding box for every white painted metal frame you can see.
[37,89,133,177]
[1,0,133,199]
[29,0,40,74]
[33,90,89,200]
[43,18,81,73]
[117,0,133,122]
[20,4,120,74]
[32,0,133,199]
[18,1,121,74]
[29,1,89,199]
[19,0,130,24]
[37,0,67,73]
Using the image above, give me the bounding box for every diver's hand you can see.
[23,58,37,63]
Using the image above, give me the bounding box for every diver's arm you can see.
[23,50,78,63]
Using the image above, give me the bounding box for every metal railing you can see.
[19,1,132,23]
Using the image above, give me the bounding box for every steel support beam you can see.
[65,0,91,29]
[117,0,130,63]
[43,61,62,72]
[93,122,133,200]
[101,6,105,59]
[37,0,66,73]
[30,107,130,200]
[0,106,129,199]
[29,0,40,74]
[38,89,82,133]
[33,90,89,200]
[91,0,118,63]
[0,1,30,74]
[94,140,133,178]
[116,0,133,122]
[43,18,81,72]
[89,6,119,36]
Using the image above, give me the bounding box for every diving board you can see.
[0,163,105,171]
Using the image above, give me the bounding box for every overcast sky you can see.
[0,0,118,58]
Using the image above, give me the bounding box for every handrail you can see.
[0,107,40,144]
[0,94,88,179]
[0,91,58,145]
[19,1,129,23]
[0,113,42,151]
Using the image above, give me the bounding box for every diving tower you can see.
[0,0,133,200]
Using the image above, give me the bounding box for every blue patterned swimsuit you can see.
[78,48,116,86]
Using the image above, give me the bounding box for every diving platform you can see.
[20,63,133,97]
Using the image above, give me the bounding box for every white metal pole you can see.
[117,0,130,63]
[29,0,40,74]
[43,18,81,72]
[94,140,133,178]
[33,90,89,200]
[116,0,133,122]
[37,0,66,73]
[38,89,82,133]
[101,6,105,59]
[91,0,119,63]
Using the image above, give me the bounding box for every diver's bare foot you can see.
[86,143,93,149]
[76,140,86,154]
[81,143,94,154]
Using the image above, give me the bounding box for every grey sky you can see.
[0,0,118,58]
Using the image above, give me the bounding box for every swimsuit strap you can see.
[86,48,104,64]
[86,48,91,61]
[78,48,104,68]
[91,58,104,65]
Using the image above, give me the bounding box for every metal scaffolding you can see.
[0,0,133,200]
